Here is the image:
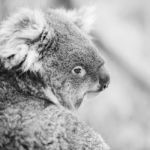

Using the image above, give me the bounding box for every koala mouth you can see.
[85,91,100,99]
[75,90,100,108]
[85,85,106,99]
[97,86,107,92]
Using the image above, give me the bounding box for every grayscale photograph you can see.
[0,0,149,150]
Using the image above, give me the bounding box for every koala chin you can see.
[0,7,110,110]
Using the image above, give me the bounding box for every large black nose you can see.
[98,66,110,91]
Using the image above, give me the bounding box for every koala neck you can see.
[15,71,46,99]
[0,63,49,103]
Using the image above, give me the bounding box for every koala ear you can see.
[69,6,96,34]
[0,8,54,73]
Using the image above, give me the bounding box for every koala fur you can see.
[0,7,109,109]
[0,7,110,150]
[0,99,109,150]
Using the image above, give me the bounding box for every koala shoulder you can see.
[0,101,109,150]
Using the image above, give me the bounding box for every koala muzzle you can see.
[98,66,110,91]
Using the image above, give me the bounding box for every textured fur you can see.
[0,7,109,109]
[0,99,109,150]
[0,7,110,150]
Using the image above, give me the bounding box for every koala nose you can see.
[98,66,110,91]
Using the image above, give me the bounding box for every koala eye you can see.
[72,66,86,77]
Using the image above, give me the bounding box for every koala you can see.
[0,7,110,110]
[0,7,110,150]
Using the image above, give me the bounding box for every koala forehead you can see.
[45,10,104,73]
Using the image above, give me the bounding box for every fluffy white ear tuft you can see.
[69,6,96,34]
[0,8,47,73]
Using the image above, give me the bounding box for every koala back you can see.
[0,98,109,150]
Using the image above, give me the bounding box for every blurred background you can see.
[0,0,149,150]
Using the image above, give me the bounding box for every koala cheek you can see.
[72,85,88,108]
[54,78,89,109]
[58,83,82,109]
[88,81,100,92]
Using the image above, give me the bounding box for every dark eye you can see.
[72,66,86,77]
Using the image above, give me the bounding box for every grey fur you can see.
[0,8,110,150]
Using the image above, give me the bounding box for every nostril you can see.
[103,84,107,89]
[98,67,110,90]
[99,83,109,91]
[99,74,110,87]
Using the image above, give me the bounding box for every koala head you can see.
[0,8,110,109]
